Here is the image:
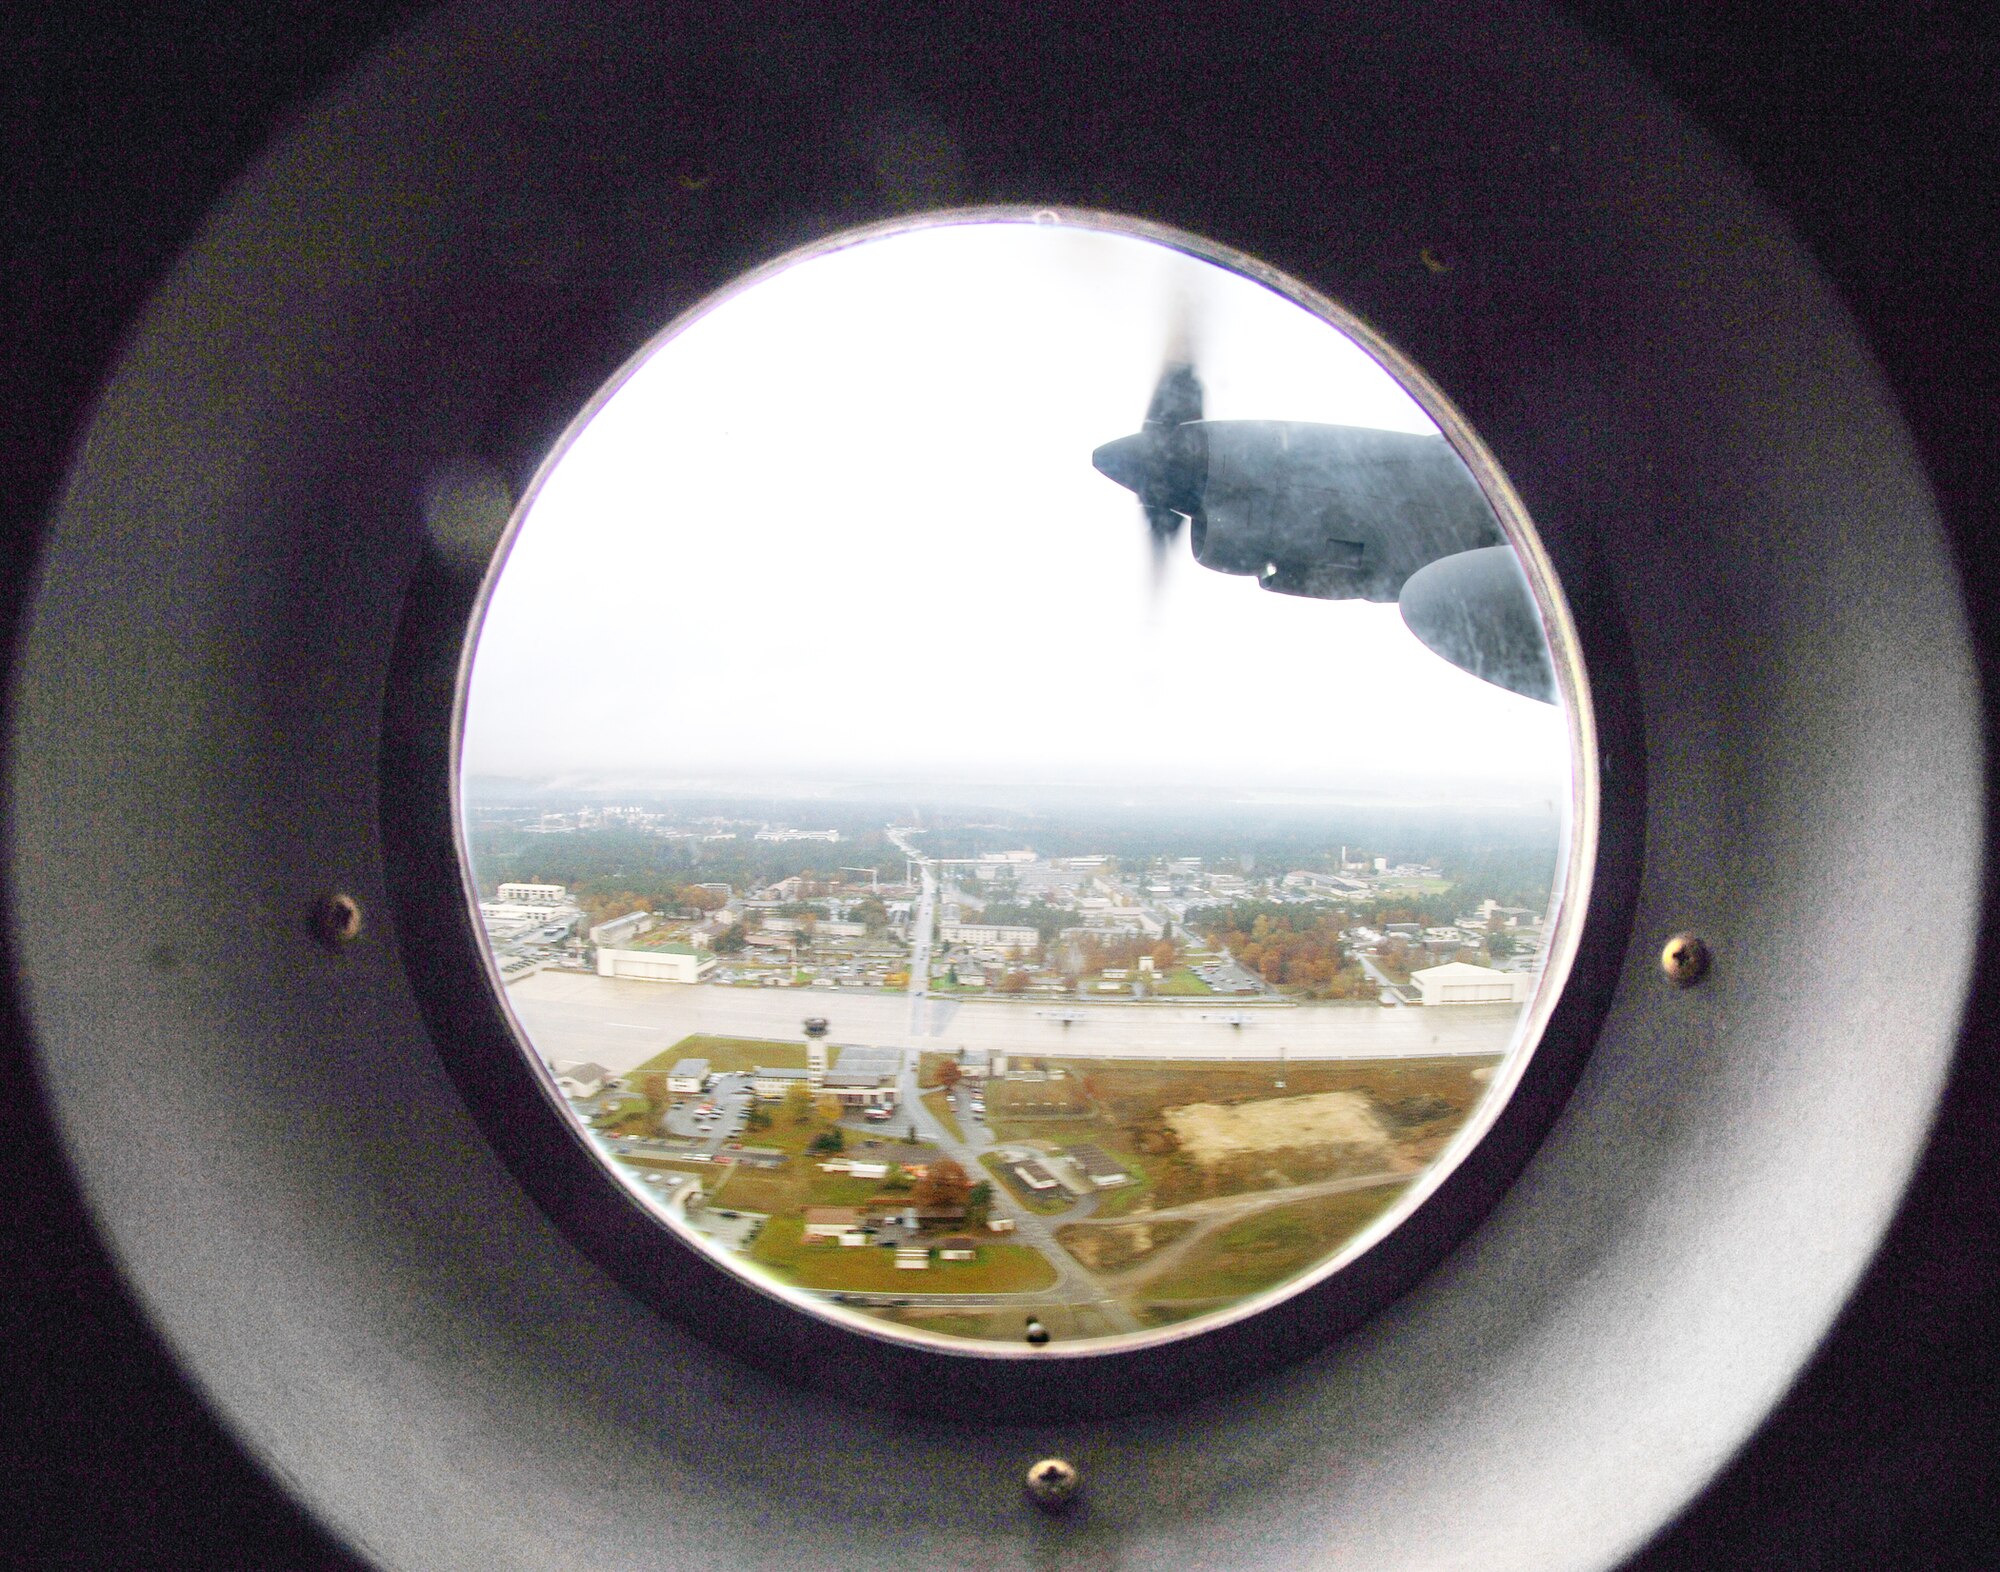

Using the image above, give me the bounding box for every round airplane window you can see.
[457,211,1593,1351]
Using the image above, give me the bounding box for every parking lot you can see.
[658,1070,756,1150]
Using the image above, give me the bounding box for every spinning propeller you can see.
[1090,315,1557,703]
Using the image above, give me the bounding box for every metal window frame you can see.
[6,2,1980,1567]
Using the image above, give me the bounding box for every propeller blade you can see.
[1396,545,1558,703]
[1144,360,1204,432]
[1094,290,1210,584]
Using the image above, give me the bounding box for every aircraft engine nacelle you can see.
[1187,422,1502,602]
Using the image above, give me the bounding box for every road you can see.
[1077,1169,1411,1294]
[1357,951,1408,1004]
[506,969,1521,1080]
[888,1048,1141,1331]
[886,825,938,1035]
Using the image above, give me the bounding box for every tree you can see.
[914,1157,971,1212]
[640,1074,671,1134]
[965,1180,993,1227]
[998,970,1029,994]
[937,1059,961,1091]
[745,1103,772,1132]
[814,1093,844,1124]
[808,1129,844,1155]
[784,1082,813,1125]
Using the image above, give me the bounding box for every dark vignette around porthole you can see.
[379,208,1638,1422]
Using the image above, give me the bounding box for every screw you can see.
[315,892,364,949]
[1660,932,1709,987]
[1025,1458,1080,1510]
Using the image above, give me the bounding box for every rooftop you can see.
[1411,960,1514,981]
[550,1060,608,1082]
[1065,1143,1129,1180]
[624,934,702,955]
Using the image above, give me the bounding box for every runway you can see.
[504,970,1522,1077]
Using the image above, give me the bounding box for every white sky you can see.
[462,219,1572,802]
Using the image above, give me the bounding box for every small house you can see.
[1065,1143,1131,1188]
[550,1060,608,1100]
[1012,1159,1061,1192]
[802,1207,864,1243]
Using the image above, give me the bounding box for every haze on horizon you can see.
[462,220,1576,804]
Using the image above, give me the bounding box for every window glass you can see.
[459,214,1589,1348]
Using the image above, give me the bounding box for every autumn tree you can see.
[1191,901,1375,998]
[937,1059,961,1090]
[640,1074,671,1133]
[914,1157,972,1212]
[998,970,1029,994]
[576,889,653,929]
[784,1082,813,1125]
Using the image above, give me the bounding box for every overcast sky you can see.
[461,219,1573,805]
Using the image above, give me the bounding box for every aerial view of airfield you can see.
[459,221,1580,1345]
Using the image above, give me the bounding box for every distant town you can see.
[468,791,1561,1341]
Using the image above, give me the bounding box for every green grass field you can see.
[1143,1184,1410,1303]
[750,1216,1056,1293]
[711,1161,912,1217]
[628,1034,806,1077]
[921,1089,964,1142]
[1153,967,1215,996]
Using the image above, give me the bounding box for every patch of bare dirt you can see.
[1163,1091,1393,1165]
[1056,1219,1195,1273]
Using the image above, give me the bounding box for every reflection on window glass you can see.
[459,214,1589,1350]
